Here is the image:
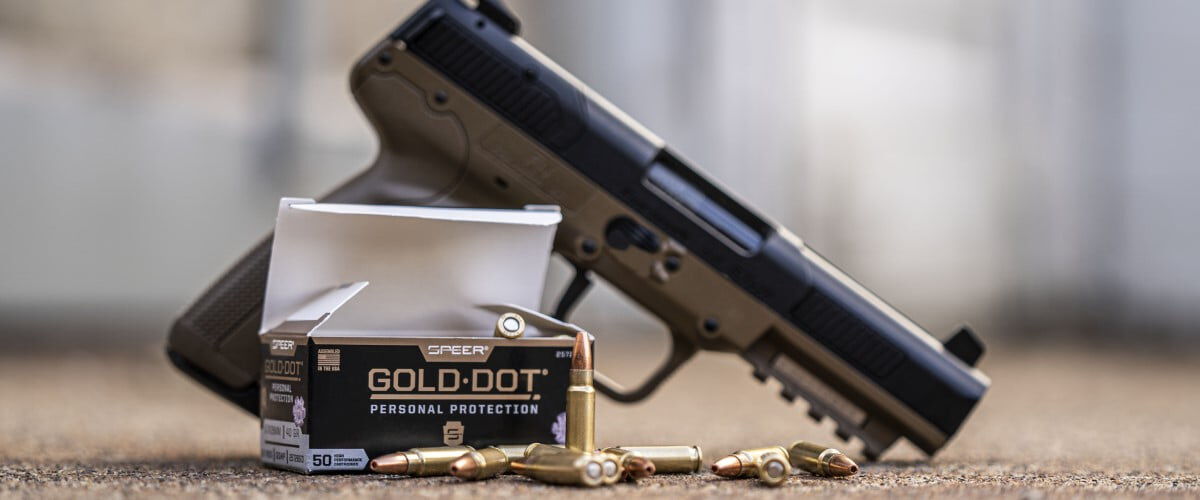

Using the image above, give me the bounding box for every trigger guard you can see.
[593,332,697,403]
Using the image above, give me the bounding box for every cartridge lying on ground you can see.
[449,447,512,481]
[370,446,474,475]
[600,448,656,481]
[787,440,859,477]
[756,453,790,487]
[610,445,704,474]
[523,444,620,485]
[524,442,567,457]
[597,453,622,485]
[566,331,595,453]
[712,446,792,487]
[511,449,608,487]
[495,444,537,461]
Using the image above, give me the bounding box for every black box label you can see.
[308,338,573,459]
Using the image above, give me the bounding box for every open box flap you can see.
[260,198,560,337]
[265,281,369,335]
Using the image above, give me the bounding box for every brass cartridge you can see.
[494,312,526,339]
[597,452,622,485]
[787,440,859,477]
[757,453,791,487]
[369,445,474,476]
[494,444,537,461]
[525,442,567,457]
[600,448,656,481]
[510,449,607,487]
[449,446,512,480]
[566,331,595,452]
[611,445,703,474]
[711,445,792,486]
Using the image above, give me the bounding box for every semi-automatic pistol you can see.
[167,0,990,459]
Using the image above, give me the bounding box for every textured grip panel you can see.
[408,17,581,149]
[168,236,273,398]
[790,292,905,379]
[178,237,272,347]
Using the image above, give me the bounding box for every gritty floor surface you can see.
[1,341,1197,498]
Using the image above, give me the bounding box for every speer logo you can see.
[443,421,464,445]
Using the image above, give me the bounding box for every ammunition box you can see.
[260,336,573,474]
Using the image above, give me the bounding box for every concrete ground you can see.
[1,342,1197,498]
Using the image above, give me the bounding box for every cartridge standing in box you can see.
[370,446,474,475]
[494,312,526,339]
[611,445,704,474]
[788,440,859,477]
[511,449,608,487]
[566,331,595,452]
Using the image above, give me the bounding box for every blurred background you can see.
[2,0,1198,353]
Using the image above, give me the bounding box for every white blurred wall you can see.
[0,0,1196,344]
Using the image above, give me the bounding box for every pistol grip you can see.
[593,331,697,403]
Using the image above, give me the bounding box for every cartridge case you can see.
[449,446,511,480]
[510,449,607,487]
[597,452,622,485]
[712,446,791,487]
[601,448,656,481]
[525,442,568,457]
[787,440,859,477]
[757,453,791,487]
[566,332,595,452]
[407,446,477,476]
[711,446,789,478]
[370,445,474,475]
[744,445,789,462]
[494,312,526,339]
[611,445,703,473]
[409,446,476,476]
[494,444,537,461]
[525,443,618,484]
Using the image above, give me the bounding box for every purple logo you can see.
[292,396,306,427]
[551,412,566,444]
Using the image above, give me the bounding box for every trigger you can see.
[552,263,593,321]
[593,331,697,403]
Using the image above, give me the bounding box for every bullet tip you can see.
[448,454,478,480]
[710,455,742,477]
[626,455,656,480]
[827,454,859,477]
[368,453,409,474]
[571,331,592,370]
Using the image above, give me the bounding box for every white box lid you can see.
[260,198,561,337]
